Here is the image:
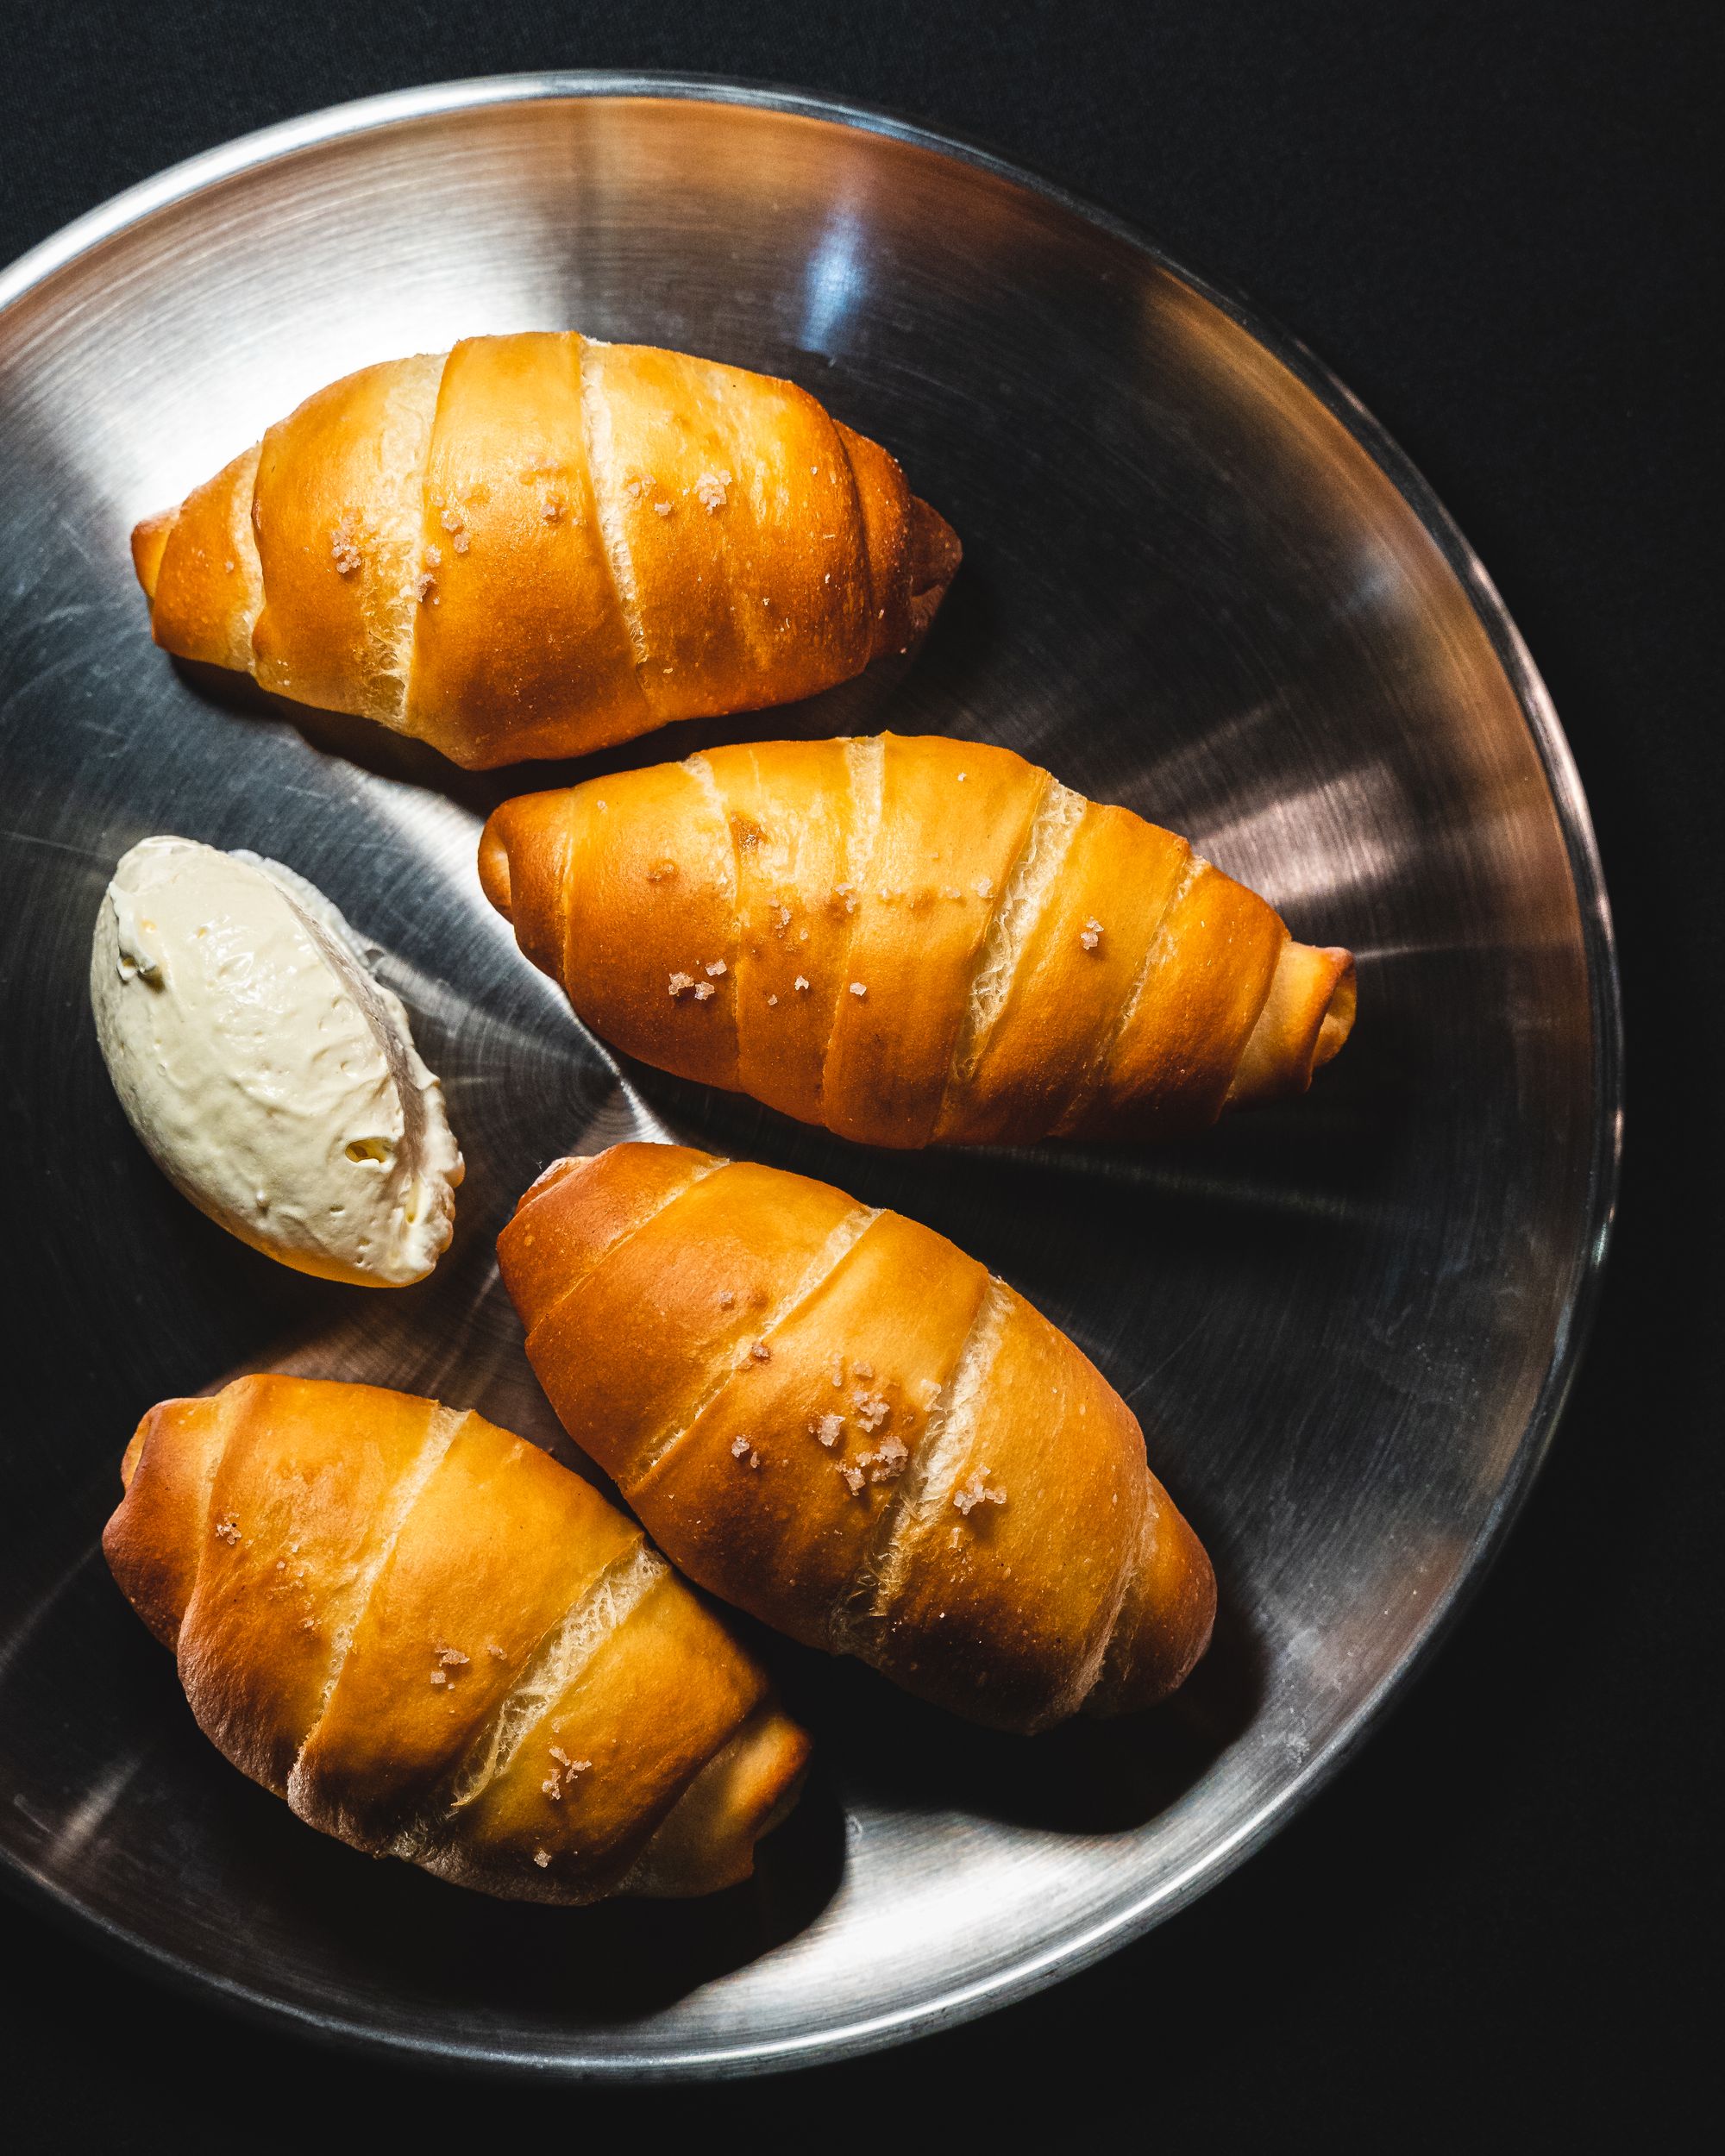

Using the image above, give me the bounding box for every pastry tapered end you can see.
[1227,941,1357,1111]
[906,498,962,642]
[910,495,963,604]
[131,509,176,605]
[477,816,513,919]
[1311,951,1358,1070]
[477,787,591,983]
[478,789,570,937]
[105,1395,228,1652]
[622,1703,812,1897]
[129,444,266,672]
[1085,1495,1218,1718]
[120,1420,150,1490]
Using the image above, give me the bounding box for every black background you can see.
[3,3,1716,2146]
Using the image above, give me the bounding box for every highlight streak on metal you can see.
[0,75,1619,2084]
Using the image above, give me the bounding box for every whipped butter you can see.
[91,836,463,1286]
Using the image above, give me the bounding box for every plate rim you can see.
[0,68,1624,2081]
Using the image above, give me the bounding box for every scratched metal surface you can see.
[0,78,1618,2076]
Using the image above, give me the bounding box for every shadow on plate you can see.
[4,1501,1254,2034]
[748,1574,1264,1840]
[5,1557,848,2027]
[628,1018,1417,1337]
[178,1752,850,2028]
[167,630,941,818]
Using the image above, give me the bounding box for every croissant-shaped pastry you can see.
[497,1144,1216,1733]
[103,1374,808,1902]
[129,333,960,769]
[480,732,1356,1147]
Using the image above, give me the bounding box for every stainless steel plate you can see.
[0,75,1619,2078]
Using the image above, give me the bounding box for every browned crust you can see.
[821,736,1046,1146]
[625,1205,991,1655]
[496,1141,712,1335]
[500,1142,1215,1733]
[403,332,649,765]
[1061,861,1289,1140]
[479,733,1355,1148]
[508,758,743,1092]
[100,1372,806,1902]
[249,357,442,724]
[130,335,959,768]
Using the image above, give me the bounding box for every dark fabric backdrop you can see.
[3,3,1716,2147]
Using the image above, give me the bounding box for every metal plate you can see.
[0,75,1619,2078]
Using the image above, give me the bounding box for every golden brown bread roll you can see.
[103,1374,808,1902]
[497,1144,1216,1733]
[480,731,1356,1147]
[130,334,959,769]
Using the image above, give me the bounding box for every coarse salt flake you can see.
[953,1470,1007,1516]
[330,519,361,575]
[861,1434,909,1483]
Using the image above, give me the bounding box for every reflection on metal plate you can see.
[0,76,1619,2078]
